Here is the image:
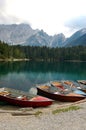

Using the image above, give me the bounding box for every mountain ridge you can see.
[0,23,86,47]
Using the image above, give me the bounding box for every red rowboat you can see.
[37,85,85,102]
[0,88,53,107]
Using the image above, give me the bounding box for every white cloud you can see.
[65,16,86,29]
[0,0,86,36]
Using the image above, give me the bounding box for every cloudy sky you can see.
[0,0,86,37]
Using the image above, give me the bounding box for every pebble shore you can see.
[0,101,86,130]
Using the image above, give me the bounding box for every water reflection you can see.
[0,61,86,91]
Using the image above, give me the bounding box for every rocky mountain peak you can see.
[0,24,86,47]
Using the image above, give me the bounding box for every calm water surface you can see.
[0,61,86,92]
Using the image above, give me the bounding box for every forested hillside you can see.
[0,40,86,61]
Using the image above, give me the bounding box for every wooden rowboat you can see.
[50,81,65,90]
[37,85,85,102]
[77,80,86,85]
[51,80,86,96]
[77,80,86,92]
[62,80,86,93]
[0,88,53,108]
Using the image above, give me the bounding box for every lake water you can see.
[0,61,86,92]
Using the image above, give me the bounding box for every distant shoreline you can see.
[65,60,86,62]
[0,58,86,62]
[0,58,30,62]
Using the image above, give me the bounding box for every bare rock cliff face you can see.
[0,24,86,47]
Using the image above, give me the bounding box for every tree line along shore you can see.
[0,40,86,62]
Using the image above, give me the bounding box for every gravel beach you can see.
[0,101,86,130]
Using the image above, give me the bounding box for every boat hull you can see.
[0,95,53,108]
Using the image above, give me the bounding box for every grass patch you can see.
[52,105,81,114]
[35,111,43,116]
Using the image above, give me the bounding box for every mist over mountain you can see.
[0,23,86,47]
